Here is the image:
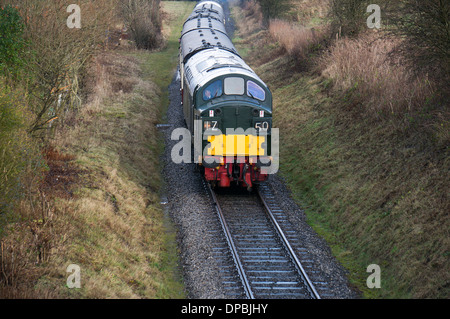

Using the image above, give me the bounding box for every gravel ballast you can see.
[160,70,359,299]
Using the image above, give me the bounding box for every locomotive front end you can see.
[195,69,273,189]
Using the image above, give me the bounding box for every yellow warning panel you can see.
[207,135,265,156]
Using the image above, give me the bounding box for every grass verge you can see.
[232,3,449,299]
[0,1,194,299]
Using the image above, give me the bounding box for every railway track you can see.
[204,179,324,299]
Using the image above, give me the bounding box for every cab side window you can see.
[203,80,223,101]
[247,81,266,101]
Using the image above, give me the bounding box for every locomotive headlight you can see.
[204,121,212,130]
[253,109,265,118]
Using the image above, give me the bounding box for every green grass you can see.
[134,1,195,122]
[4,1,195,299]
[232,2,449,299]
[0,1,197,299]
[274,69,448,299]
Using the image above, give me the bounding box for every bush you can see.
[329,0,369,36]
[1,0,118,136]
[0,5,26,79]
[269,19,327,61]
[119,0,163,50]
[254,0,289,25]
[0,80,42,235]
[318,32,434,118]
[393,0,450,88]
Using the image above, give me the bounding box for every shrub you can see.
[0,80,42,235]
[329,0,369,36]
[119,0,163,50]
[269,19,327,61]
[318,32,434,118]
[243,0,263,24]
[393,0,450,89]
[1,0,118,136]
[0,5,26,80]
[251,0,289,25]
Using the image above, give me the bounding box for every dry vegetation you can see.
[1,0,191,298]
[1,46,164,299]
[2,0,118,135]
[233,0,449,298]
[0,147,76,298]
[236,0,264,35]
[269,19,327,62]
[119,0,163,50]
[318,32,435,118]
[46,52,177,298]
[262,0,448,143]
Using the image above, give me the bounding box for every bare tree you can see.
[393,0,450,87]
[0,0,117,135]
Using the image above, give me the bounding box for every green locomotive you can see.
[179,1,273,188]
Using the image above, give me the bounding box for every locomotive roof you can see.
[182,16,227,37]
[185,8,223,25]
[192,1,225,21]
[180,21,239,63]
[183,48,268,96]
[180,0,236,63]
[180,1,270,106]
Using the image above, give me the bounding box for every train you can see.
[179,0,273,189]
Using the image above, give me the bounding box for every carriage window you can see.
[224,77,245,95]
[203,80,223,101]
[247,81,266,101]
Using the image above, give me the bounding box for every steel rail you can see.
[257,187,321,299]
[205,180,254,299]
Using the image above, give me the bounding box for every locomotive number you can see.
[255,121,270,132]
[204,120,219,131]
[211,121,218,130]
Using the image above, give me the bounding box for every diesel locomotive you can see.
[179,1,273,189]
